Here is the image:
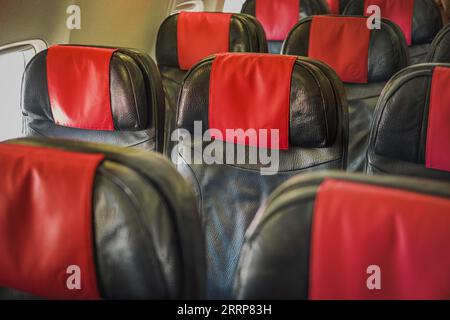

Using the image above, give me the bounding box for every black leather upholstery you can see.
[22,46,165,152]
[344,0,443,64]
[241,0,329,53]
[428,24,450,62]
[367,63,450,181]
[0,137,204,300]
[283,16,408,172]
[234,171,450,299]
[156,13,267,155]
[173,55,348,299]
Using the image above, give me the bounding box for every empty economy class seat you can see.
[234,171,450,300]
[241,0,328,53]
[344,0,443,64]
[21,45,165,152]
[156,12,267,153]
[0,137,204,300]
[283,15,408,171]
[173,53,348,298]
[367,63,450,181]
[428,24,450,62]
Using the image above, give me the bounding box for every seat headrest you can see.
[177,53,344,150]
[344,0,442,46]
[326,0,351,13]
[428,24,450,62]
[156,12,267,71]
[283,15,408,83]
[368,63,450,180]
[22,45,164,132]
[234,172,450,300]
[0,138,204,300]
[241,0,328,41]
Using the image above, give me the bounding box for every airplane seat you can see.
[428,24,450,62]
[234,171,450,299]
[241,0,329,54]
[0,137,204,300]
[173,53,348,298]
[326,0,352,14]
[344,0,443,64]
[21,45,165,152]
[283,16,408,172]
[156,12,267,154]
[367,63,450,181]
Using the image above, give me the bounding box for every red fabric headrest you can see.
[0,144,103,299]
[327,0,340,14]
[177,12,232,70]
[47,46,117,131]
[256,0,299,41]
[310,179,450,299]
[364,0,414,46]
[308,16,370,83]
[426,66,450,173]
[209,53,296,150]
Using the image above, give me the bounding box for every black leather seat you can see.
[156,12,267,154]
[22,45,165,152]
[367,63,450,181]
[428,24,450,62]
[241,0,328,53]
[344,0,443,64]
[235,171,450,299]
[0,137,204,300]
[173,53,348,298]
[283,15,408,171]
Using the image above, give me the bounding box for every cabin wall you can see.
[0,0,173,58]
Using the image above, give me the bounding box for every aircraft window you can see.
[172,0,205,13]
[0,40,47,141]
[223,0,246,12]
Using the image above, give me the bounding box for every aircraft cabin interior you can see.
[1,0,450,307]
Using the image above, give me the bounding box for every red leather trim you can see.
[327,0,340,14]
[310,179,450,300]
[47,46,116,131]
[365,0,414,45]
[177,12,232,71]
[0,144,103,299]
[256,0,299,41]
[209,53,296,150]
[309,16,370,83]
[426,67,450,172]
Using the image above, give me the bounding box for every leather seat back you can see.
[235,172,450,299]
[428,24,450,62]
[344,0,443,64]
[156,12,267,153]
[173,53,348,298]
[0,137,204,300]
[241,0,328,53]
[22,45,165,152]
[367,63,450,181]
[283,15,408,171]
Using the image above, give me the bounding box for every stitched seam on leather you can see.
[119,56,142,128]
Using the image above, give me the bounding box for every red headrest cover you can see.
[47,46,117,131]
[310,179,450,299]
[364,0,414,46]
[256,0,299,41]
[177,12,232,70]
[308,16,370,83]
[327,0,340,14]
[209,53,296,150]
[0,144,103,299]
[426,66,450,173]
